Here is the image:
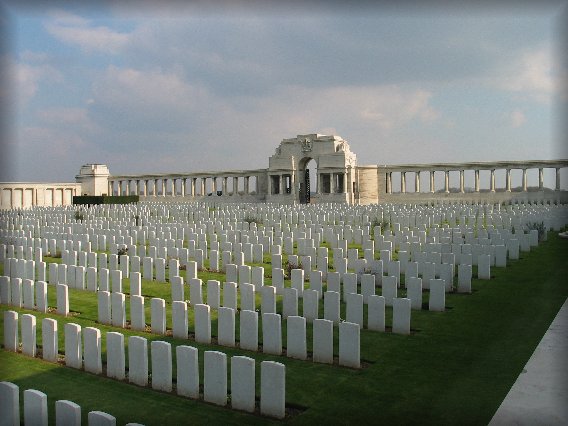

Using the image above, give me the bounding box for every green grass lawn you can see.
[1,232,567,425]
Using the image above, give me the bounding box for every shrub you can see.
[525,221,546,241]
[244,216,262,226]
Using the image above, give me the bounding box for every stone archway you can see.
[298,157,318,203]
[267,133,356,204]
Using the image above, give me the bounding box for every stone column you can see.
[386,172,392,194]
[118,181,123,196]
[506,169,511,192]
[401,172,406,194]
[181,179,186,196]
[522,169,527,191]
[556,168,561,191]
[108,181,112,196]
[459,170,465,193]
[245,177,250,194]
[444,171,450,193]
[538,168,544,189]
[222,177,227,194]
[490,169,495,192]
[430,171,435,193]
[317,174,322,194]
[474,170,480,192]
[415,172,420,193]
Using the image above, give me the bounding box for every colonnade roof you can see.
[0,182,80,186]
[379,159,568,172]
[109,168,267,180]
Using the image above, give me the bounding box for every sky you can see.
[1,0,567,188]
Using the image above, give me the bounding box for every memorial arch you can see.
[266,134,357,204]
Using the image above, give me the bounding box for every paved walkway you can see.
[489,298,568,425]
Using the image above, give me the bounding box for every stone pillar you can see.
[475,170,480,192]
[459,170,465,193]
[201,178,206,195]
[430,171,435,193]
[108,181,112,196]
[556,168,561,191]
[401,172,406,194]
[117,181,122,196]
[316,174,321,194]
[522,169,527,191]
[415,172,420,193]
[330,173,335,194]
[386,172,392,194]
[506,169,511,192]
[444,171,450,193]
[244,176,250,194]
[538,168,544,189]
[490,169,495,192]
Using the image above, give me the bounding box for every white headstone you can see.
[150,298,166,335]
[24,389,48,426]
[42,317,58,362]
[130,295,145,331]
[231,356,256,413]
[262,313,282,355]
[151,341,172,392]
[239,310,258,351]
[204,351,227,406]
[106,332,125,380]
[128,336,148,387]
[286,316,307,360]
[0,381,20,426]
[260,361,285,419]
[176,345,199,399]
[217,307,236,347]
[55,400,81,426]
[312,318,333,364]
[429,279,446,311]
[21,313,36,357]
[194,303,211,344]
[339,321,360,368]
[172,301,188,339]
[83,327,102,374]
[64,323,82,369]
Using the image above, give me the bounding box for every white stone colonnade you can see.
[108,170,262,199]
[0,183,80,210]
[382,160,567,196]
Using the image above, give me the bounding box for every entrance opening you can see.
[299,158,317,203]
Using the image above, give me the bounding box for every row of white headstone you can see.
[0,381,137,426]
[3,310,286,418]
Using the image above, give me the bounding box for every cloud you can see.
[38,107,96,130]
[491,46,557,103]
[44,11,131,54]
[509,109,526,128]
[5,58,62,105]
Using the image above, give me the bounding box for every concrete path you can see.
[489,298,568,425]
